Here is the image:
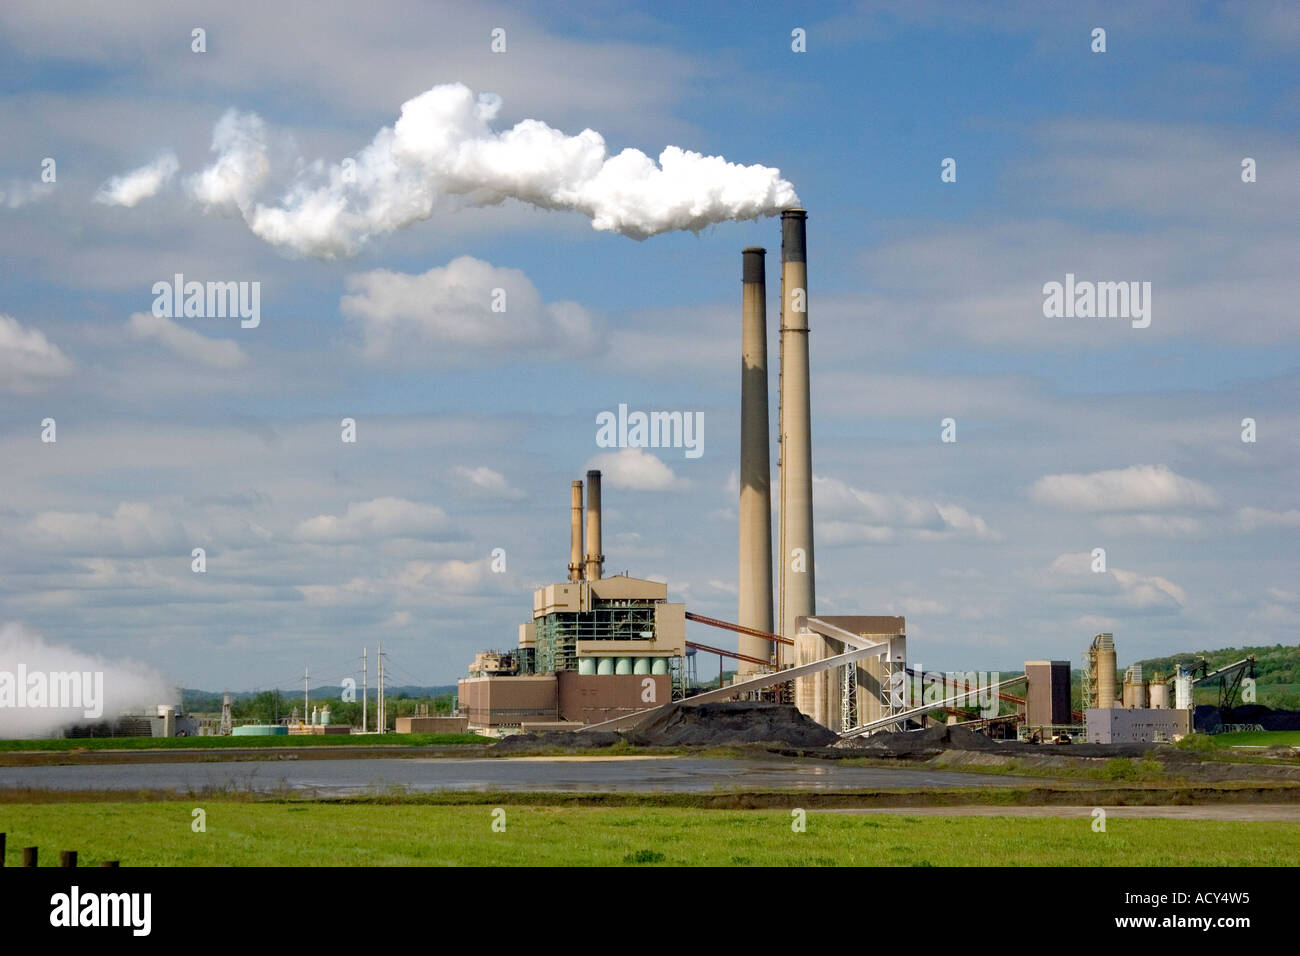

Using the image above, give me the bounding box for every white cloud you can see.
[94,151,179,207]
[0,180,54,208]
[586,447,683,491]
[1048,551,1187,610]
[1030,464,1218,512]
[126,312,248,369]
[453,465,525,500]
[294,497,451,543]
[0,313,73,392]
[21,502,187,555]
[814,475,998,542]
[341,256,603,362]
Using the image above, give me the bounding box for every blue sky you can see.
[1,0,1297,695]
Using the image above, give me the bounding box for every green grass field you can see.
[2,802,1297,866]
[1214,730,1300,747]
[0,733,491,752]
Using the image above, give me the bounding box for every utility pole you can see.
[362,646,368,734]
[303,666,309,728]
[377,642,384,734]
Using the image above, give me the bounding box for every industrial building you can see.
[458,469,683,732]
[1079,633,1254,742]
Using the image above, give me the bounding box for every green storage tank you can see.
[231,725,288,736]
[596,657,615,676]
[615,657,633,675]
[651,657,669,675]
[633,657,651,675]
[578,657,596,675]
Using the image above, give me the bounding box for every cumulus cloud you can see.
[94,151,179,207]
[298,557,502,606]
[21,503,187,555]
[158,83,797,256]
[587,447,683,491]
[453,465,525,500]
[1030,464,1218,512]
[294,497,451,543]
[341,256,603,361]
[0,622,177,738]
[814,476,999,543]
[1047,551,1187,610]
[0,313,73,392]
[126,312,248,369]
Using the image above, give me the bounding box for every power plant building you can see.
[458,469,682,733]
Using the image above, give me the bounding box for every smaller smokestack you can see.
[585,469,604,581]
[568,480,585,582]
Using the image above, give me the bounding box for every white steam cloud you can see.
[94,151,179,207]
[132,82,797,256]
[0,622,176,739]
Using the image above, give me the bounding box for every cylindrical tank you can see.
[320,706,331,726]
[738,245,775,675]
[1123,680,1147,709]
[1095,633,1117,709]
[615,657,633,675]
[578,657,596,676]
[1174,673,1194,710]
[232,724,288,736]
[633,657,651,675]
[596,657,614,676]
[651,657,669,675]
[1148,679,1169,709]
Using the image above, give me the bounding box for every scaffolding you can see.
[532,604,664,675]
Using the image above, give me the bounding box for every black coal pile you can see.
[838,724,1006,756]
[1203,704,1300,732]
[627,701,839,748]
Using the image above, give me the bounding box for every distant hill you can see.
[182,685,457,712]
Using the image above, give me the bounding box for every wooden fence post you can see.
[60,850,77,867]
[21,846,37,867]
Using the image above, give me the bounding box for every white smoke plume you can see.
[170,82,798,257]
[94,151,179,207]
[0,622,176,739]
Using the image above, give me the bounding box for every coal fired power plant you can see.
[454,209,1194,745]
[456,207,919,735]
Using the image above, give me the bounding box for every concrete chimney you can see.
[777,209,815,654]
[738,246,774,672]
[585,469,604,581]
[568,479,585,582]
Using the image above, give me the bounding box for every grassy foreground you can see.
[3,802,1298,866]
[0,733,491,752]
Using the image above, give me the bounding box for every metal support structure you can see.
[578,636,889,733]
[841,675,1027,739]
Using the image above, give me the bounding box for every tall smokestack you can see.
[738,246,774,672]
[568,480,585,582]
[777,209,814,652]
[585,469,604,581]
